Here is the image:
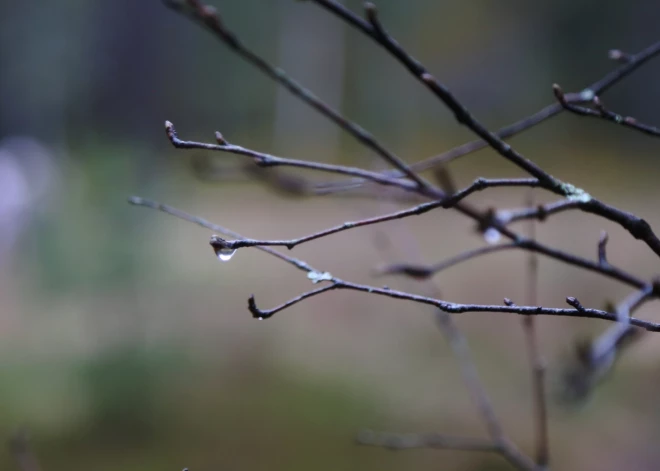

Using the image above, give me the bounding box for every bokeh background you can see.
[1,1,660,470]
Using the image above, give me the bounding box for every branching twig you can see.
[497,200,581,225]
[131,197,660,331]
[248,285,337,319]
[163,0,433,192]
[598,231,609,267]
[304,28,660,184]
[561,284,655,403]
[140,3,660,470]
[362,178,532,469]
[311,1,660,258]
[163,1,660,270]
[358,2,560,190]
[520,191,549,469]
[554,84,660,138]
[165,123,650,289]
[128,197,317,274]
[165,121,421,193]
[204,178,538,251]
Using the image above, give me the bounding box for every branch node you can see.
[210,234,238,261]
[592,95,605,113]
[215,131,228,145]
[598,231,609,266]
[248,295,270,320]
[536,204,548,222]
[608,49,632,63]
[364,2,378,23]
[165,120,177,143]
[552,83,566,105]
[566,296,586,312]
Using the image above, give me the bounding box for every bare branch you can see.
[313,38,660,184]
[164,121,421,193]
[164,1,660,267]
[205,178,538,251]
[162,0,433,191]
[521,191,549,468]
[246,275,660,331]
[495,195,660,260]
[128,196,317,274]
[554,84,660,137]
[131,194,649,294]
[358,2,561,189]
[360,188,529,470]
[560,284,655,403]
[164,121,657,291]
[309,1,660,257]
[248,284,337,319]
[497,199,581,225]
[565,296,586,312]
[133,4,660,471]
[598,231,609,267]
[130,197,659,331]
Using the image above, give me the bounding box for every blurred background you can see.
[1,1,660,470]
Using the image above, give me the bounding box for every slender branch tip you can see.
[215,131,228,145]
[552,84,566,104]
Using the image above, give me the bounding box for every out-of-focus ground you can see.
[1,1,660,470]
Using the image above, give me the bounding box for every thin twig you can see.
[598,231,609,267]
[359,187,527,467]
[248,285,337,319]
[202,178,539,251]
[163,0,434,192]
[496,197,660,267]
[497,200,581,225]
[165,121,421,193]
[591,284,655,364]
[360,2,560,189]
[247,269,660,331]
[162,1,660,280]
[128,197,317,274]
[310,1,660,257]
[561,284,655,402]
[162,121,653,289]
[521,191,549,469]
[131,197,660,331]
[554,85,660,138]
[303,18,660,182]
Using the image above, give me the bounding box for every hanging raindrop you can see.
[210,235,236,262]
[483,227,501,245]
[216,247,236,262]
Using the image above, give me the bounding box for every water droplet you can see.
[483,227,501,245]
[216,247,236,262]
[257,317,264,320]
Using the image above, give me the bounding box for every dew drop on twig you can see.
[483,228,501,245]
[215,247,236,262]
